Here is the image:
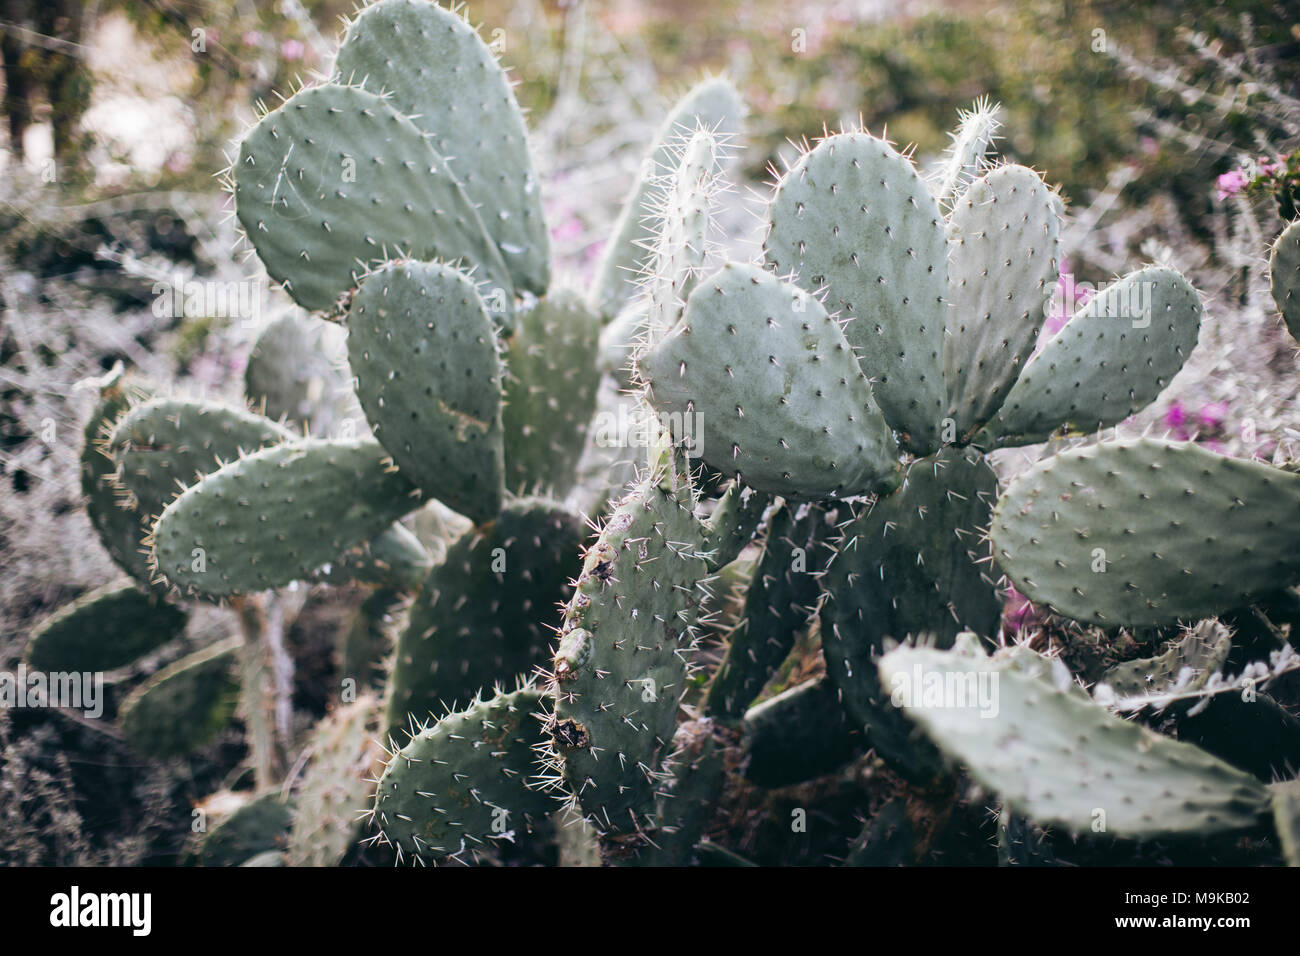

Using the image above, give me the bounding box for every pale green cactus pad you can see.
[991,439,1300,626]
[879,642,1273,838]
[764,131,948,453]
[641,262,899,499]
[1269,218,1300,343]
[984,267,1201,446]
[234,83,510,314]
[334,0,550,298]
[591,76,744,320]
[346,260,506,522]
[150,438,421,597]
[944,164,1062,439]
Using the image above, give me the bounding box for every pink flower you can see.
[1003,587,1042,634]
[1197,400,1229,431]
[1164,401,1187,432]
[242,30,263,48]
[1259,157,1283,177]
[1216,168,1249,201]
[280,39,306,62]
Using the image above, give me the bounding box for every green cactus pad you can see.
[372,684,551,863]
[764,132,948,453]
[1097,619,1231,700]
[1271,779,1300,866]
[845,798,915,866]
[705,501,822,718]
[546,458,713,837]
[997,807,1057,866]
[641,262,899,499]
[309,522,430,590]
[80,368,159,590]
[944,164,1062,438]
[198,792,293,867]
[878,642,1273,839]
[244,311,354,430]
[27,583,188,674]
[990,439,1300,626]
[334,0,550,297]
[640,128,721,350]
[742,676,861,787]
[627,718,732,866]
[109,398,293,520]
[347,260,506,523]
[821,446,1000,747]
[288,694,385,867]
[699,481,769,572]
[385,498,583,736]
[502,289,602,495]
[591,77,743,320]
[119,636,240,758]
[984,267,1201,446]
[1269,219,1300,343]
[234,83,511,315]
[932,99,1001,209]
[151,439,421,598]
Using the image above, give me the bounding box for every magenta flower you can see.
[1216,168,1249,201]
[1164,401,1187,432]
[1197,401,1229,431]
[280,39,306,62]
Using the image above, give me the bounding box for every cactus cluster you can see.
[31,0,1300,867]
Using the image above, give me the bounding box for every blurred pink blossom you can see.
[1216,168,1249,201]
[1197,400,1229,430]
[242,30,263,48]
[280,39,306,62]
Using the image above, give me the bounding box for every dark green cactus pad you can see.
[80,367,159,590]
[546,457,712,837]
[879,642,1273,838]
[997,807,1057,866]
[944,164,1062,439]
[699,481,769,572]
[309,522,430,590]
[642,262,899,500]
[627,718,733,866]
[820,445,1000,744]
[334,0,549,298]
[385,498,583,737]
[244,311,354,429]
[151,439,421,598]
[27,583,188,673]
[984,267,1201,447]
[706,501,822,718]
[991,439,1300,626]
[742,676,861,787]
[198,792,293,867]
[502,289,602,495]
[119,636,240,758]
[109,398,293,520]
[234,83,511,315]
[764,131,948,453]
[591,76,743,321]
[337,588,401,692]
[372,684,551,863]
[288,694,384,867]
[845,799,915,866]
[347,260,506,523]
[1270,779,1300,866]
[1097,619,1231,700]
[1269,218,1300,343]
